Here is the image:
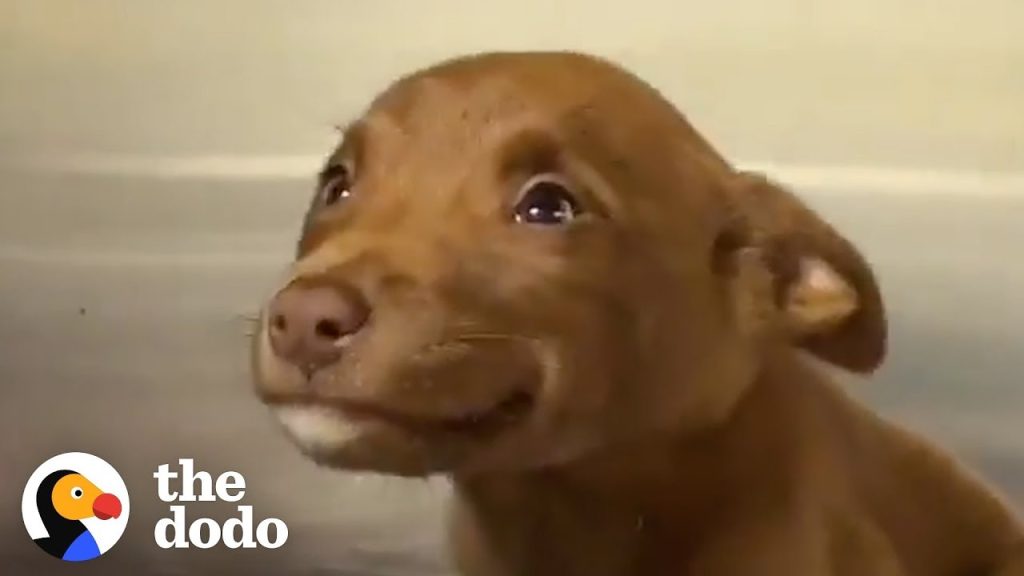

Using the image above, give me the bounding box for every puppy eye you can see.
[513,176,581,225]
[319,166,353,207]
[71,487,83,499]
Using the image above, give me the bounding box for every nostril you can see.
[266,279,370,373]
[314,318,344,341]
[271,314,288,333]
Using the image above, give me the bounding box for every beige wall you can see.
[1,0,1022,172]
[2,4,1023,573]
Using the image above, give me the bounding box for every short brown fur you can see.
[252,51,1024,575]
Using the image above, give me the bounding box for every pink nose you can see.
[267,282,370,373]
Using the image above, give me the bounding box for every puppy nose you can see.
[267,282,370,373]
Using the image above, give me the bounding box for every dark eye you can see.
[71,487,83,499]
[513,176,581,225]
[319,166,353,207]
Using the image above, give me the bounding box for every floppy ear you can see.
[723,172,887,374]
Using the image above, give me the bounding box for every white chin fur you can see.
[274,405,360,453]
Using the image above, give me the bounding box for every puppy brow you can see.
[321,122,366,178]
[497,129,564,178]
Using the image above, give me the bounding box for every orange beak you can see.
[92,493,121,520]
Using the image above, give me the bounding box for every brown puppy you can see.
[251,52,1024,575]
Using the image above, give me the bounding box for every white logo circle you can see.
[22,452,130,561]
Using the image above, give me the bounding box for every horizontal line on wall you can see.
[7,154,321,181]
[0,245,290,267]
[5,153,1024,197]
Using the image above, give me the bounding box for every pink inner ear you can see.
[784,257,859,336]
[803,259,845,292]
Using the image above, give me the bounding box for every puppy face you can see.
[251,52,886,477]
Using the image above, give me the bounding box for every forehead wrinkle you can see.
[366,85,530,173]
[375,70,542,136]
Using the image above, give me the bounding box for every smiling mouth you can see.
[266,389,536,438]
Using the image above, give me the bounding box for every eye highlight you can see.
[319,165,353,207]
[513,175,582,226]
[71,487,83,499]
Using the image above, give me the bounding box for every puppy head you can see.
[251,52,886,477]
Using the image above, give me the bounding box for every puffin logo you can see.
[22,452,129,562]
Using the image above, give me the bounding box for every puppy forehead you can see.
[355,76,559,163]
[353,52,669,154]
[334,52,731,227]
[370,53,587,122]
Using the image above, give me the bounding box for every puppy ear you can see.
[724,172,887,373]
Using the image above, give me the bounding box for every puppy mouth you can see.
[266,388,536,439]
[256,327,545,473]
[344,391,535,436]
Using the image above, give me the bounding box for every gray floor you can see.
[1,171,1022,574]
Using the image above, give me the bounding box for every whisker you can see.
[452,332,536,344]
[443,319,538,345]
